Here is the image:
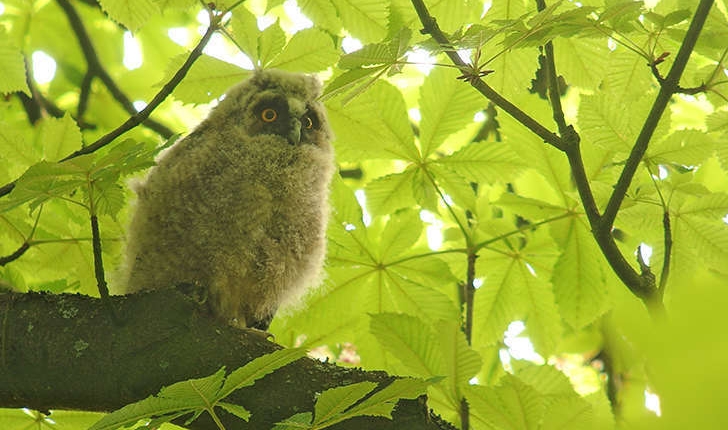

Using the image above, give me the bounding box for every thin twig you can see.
[464,251,476,345]
[0,243,30,267]
[601,0,714,230]
[0,7,219,200]
[410,0,564,151]
[658,211,672,297]
[0,206,43,267]
[55,0,174,138]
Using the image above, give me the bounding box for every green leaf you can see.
[0,34,30,95]
[92,180,125,218]
[602,49,654,103]
[474,257,527,346]
[674,216,728,269]
[273,412,313,429]
[298,0,343,34]
[435,141,526,184]
[551,217,609,328]
[228,7,262,63]
[578,93,633,152]
[88,368,227,430]
[540,396,594,429]
[365,169,418,216]
[98,0,159,32]
[217,402,252,421]
[419,67,484,158]
[312,381,378,425]
[369,313,443,378]
[0,161,87,213]
[553,37,608,90]
[435,319,482,390]
[218,348,306,398]
[339,44,397,69]
[647,129,716,166]
[258,20,287,67]
[38,114,83,162]
[164,54,250,104]
[331,0,387,43]
[377,209,422,261]
[466,374,545,430]
[268,28,339,72]
[344,378,430,419]
[326,80,418,162]
[519,263,562,355]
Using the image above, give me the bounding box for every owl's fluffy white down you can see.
[120,70,335,328]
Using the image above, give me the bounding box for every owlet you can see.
[121,69,335,330]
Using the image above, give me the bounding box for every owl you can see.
[121,69,335,330]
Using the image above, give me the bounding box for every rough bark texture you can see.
[0,289,454,430]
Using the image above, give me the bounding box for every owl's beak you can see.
[288,119,301,145]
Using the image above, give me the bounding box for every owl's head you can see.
[213,69,332,148]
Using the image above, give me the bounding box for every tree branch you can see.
[0,6,219,200]
[55,0,174,139]
[0,243,30,267]
[409,0,564,151]
[600,0,715,230]
[0,290,452,430]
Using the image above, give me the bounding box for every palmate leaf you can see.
[602,48,654,103]
[553,37,608,90]
[88,368,227,430]
[98,0,159,32]
[258,20,287,67]
[0,160,88,214]
[298,0,343,34]
[218,348,306,398]
[364,169,418,217]
[331,0,387,43]
[578,93,633,152]
[466,375,545,430]
[90,349,304,430]
[38,114,84,162]
[435,319,482,390]
[647,129,716,166]
[435,141,527,184]
[268,28,339,72]
[343,378,430,419]
[163,54,250,104]
[312,381,378,425]
[418,67,485,158]
[473,256,528,347]
[376,209,422,261]
[518,262,562,355]
[228,7,261,63]
[673,215,728,270]
[551,216,609,329]
[0,33,29,95]
[370,313,443,378]
[325,80,418,162]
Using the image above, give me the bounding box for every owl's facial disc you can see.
[251,92,321,145]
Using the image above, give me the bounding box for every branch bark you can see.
[0,290,452,430]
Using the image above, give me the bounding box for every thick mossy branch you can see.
[0,290,450,430]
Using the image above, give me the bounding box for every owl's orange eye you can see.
[261,108,277,122]
[303,116,313,129]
